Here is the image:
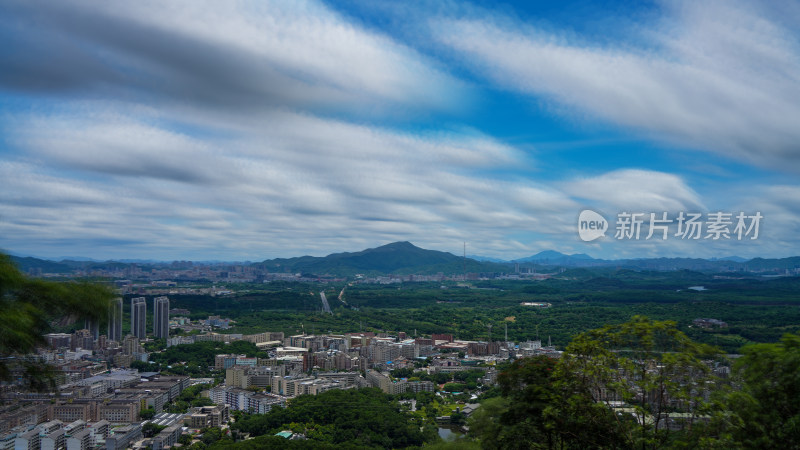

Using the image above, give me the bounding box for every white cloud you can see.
[2,0,799,261]
[0,0,465,115]
[434,1,800,172]
[565,169,704,213]
[12,117,236,184]
[1,107,573,259]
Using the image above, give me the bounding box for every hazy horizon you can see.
[1,241,787,264]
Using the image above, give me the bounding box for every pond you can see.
[438,427,463,442]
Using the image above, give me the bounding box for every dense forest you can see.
[203,388,435,449]
[154,272,800,353]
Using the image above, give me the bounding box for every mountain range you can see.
[256,241,505,276]
[4,242,800,276]
[512,250,594,264]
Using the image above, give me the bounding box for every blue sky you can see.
[1,0,799,261]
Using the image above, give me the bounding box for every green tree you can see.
[468,396,508,444]
[442,382,467,393]
[719,334,800,448]
[232,388,430,448]
[432,373,452,384]
[390,367,414,378]
[473,355,627,449]
[178,433,193,446]
[472,317,722,449]
[130,360,155,372]
[198,426,232,446]
[416,391,436,408]
[144,338,166,352]
[0,253,113,391]
[563,316,721,448]
[166,401,190,414]
[140,408,156,420]
[192,397,214,407]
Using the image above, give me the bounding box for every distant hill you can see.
[467,255,508,263]
[510,252,798,273]
[55,256,100,262]
[258,241,507,276]
[10,256,73,273]
[7,255,155,274]
[745,256,800,271]
[4,245,800,277]
[711,256,748,262]
[514,250,597,264]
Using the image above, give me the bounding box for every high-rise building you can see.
[108,297,123,342]
[131,297,147,339]
[85,318,100,341]
[153,296,170,339]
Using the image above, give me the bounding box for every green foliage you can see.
[442,383,466,393]
[500,355,627,449]
[178,434,193,446]
[415,391,436,409]
[199,426,232,446]
[449,411,466,426]
[166,401,191,414]
[130,360,152,372]
[207,435,345,449]
[0,253,113,390]
[718,334,800,448]
[231,388,431,448]
[454,369,486,385]
[468,397,508,444]
[149,340,261,371]
[471,317,726,449]
[144,338,166,352]
[163,383,213,413]
[562,316,722,448]
[204,276,800,353]
[140,408,156,420]
[390,367,414,379]
[192,397,214,407]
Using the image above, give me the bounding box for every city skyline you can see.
[1,1,799,261]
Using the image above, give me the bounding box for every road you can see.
[320,291,332,314]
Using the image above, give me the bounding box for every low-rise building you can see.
[65,428,91,450]
[185,405,229,429]
[208,386,285,414]
[150,423,182,450]
[105,424,142,450]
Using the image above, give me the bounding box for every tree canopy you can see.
[0,252,113,390]
[716,333,800,448]
[231,388,434,448]
[471,316,724,449]
[470,355,627,449]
